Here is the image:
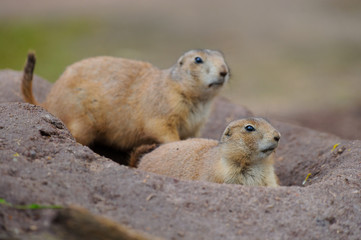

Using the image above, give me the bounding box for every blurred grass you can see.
[0,19,104,81]
[0,17,210,82]
[0,20,94,81]
[0,0,360,115]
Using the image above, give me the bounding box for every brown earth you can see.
[274,108,361,141]
[0,69,51,103]
[0,70,360,239]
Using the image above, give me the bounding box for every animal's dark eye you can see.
[194,57,203,64]
[245,125,255,132]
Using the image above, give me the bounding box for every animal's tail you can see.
[21,52,38,105]
[128,144,159,167]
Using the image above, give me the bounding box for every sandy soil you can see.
[0,99,360,240]
[0,71,360,239]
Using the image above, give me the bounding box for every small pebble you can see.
[29,225,37,231]
[30,150,36,158]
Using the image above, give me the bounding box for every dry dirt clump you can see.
[0,99,360,239]
[0,69,51,103]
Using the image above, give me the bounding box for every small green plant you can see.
[302,173,311,185]
[0,198,62,210]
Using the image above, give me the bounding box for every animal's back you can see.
[43,56,157,146]
[138,138,219,181]
[44,56,155,111]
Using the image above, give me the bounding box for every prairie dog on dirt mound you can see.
[22,50,229,150]
[138,118,281,186]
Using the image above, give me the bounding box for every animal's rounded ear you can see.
[224,127,231,137]
[177,55,184,66]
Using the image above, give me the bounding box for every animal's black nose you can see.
[274,136,280,142]
[220,71,228,77]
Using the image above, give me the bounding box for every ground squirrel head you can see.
[220,118,280,165]
[171,49,229,99]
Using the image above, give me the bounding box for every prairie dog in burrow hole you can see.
[137,118,281,187]
[21,49,229,150]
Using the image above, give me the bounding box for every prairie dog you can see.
[22,50,229,150]
[138,118,281,187]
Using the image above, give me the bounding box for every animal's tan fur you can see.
[21,52,37,105]
[129,144,159,167]
[21,50,229,149]
[138,118,281,187]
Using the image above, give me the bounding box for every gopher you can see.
[137,118,281,186]
[21,50,229,150]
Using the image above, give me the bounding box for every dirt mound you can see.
[276,108,361,140]
[0,69,52,103]
[1,101,360,240]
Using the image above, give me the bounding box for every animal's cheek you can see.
[236,141,251,152]
[245,138,259,152]
[208,64,220,76]
[205,66,211,75]
[250,144,259,154]
[256,141,265,151]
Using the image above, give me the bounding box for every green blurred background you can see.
[1,0,360,138]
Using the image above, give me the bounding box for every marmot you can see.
[21,50,229,150]
[137,118,281,186]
